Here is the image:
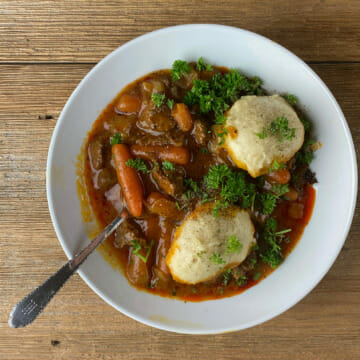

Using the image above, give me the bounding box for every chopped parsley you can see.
[257,193,277,215]
[301,117,312,133]
[222,269,232,286]
[210,253,226,266]
[162,161,175,171]
[269,116,296,142]
[259,218,291,269]
[166,98,175,110]
[296,138,315,165]
[110,132,122,145]
[151,92,165,108]
[226,235,243,254]
[197,250,206,258]
[126,158,150,174]
[283,93,297,105]
[204,164,256,216]
[256,127,267,139]
[171,60,191,81]
[236,275,247,286]
[200,147,210,154]
[271,183,289,197]
[183,69,263,125]
[196,57,213,72]
[216,127,228,145]
[131,240,154,263]
[269,160,286,172]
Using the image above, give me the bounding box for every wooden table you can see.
[1,1,359,359]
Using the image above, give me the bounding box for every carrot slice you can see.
[171,103,193,131]
[112,144,143,217]
[116,94,142,114]
[130,144,190,165]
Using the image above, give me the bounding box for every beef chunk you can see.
[152,168,184,197]
[192,119,208,146]
[114,219,146,248]
[88,138,103,170]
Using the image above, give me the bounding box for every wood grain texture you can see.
[0,63,359,360]
[1,1,360,358]
[0,0,360,63]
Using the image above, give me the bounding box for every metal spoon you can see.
[9,215,124,328]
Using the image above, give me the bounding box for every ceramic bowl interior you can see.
[47,24,357,334]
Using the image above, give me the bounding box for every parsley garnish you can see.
[131,240,154,263]
[166,98,175,110]
[226,235,243,254]
[183,69,263,125]
[110,132,122,145]
[222,269,232,286]
[197,250,206,258]
[126,158,150,173]
[200,147,209,154]
[257,183,289,215]
[171,60,191,81]
[271,184,289,197]
[283,94,297,105]
[151,92,165,108]
[257,193,277,215]
[259,218,291,269]
[204,165,256,216]
[162,161,175,171]
[217,127,228,145]
[256,127,267,139]
[269,116,296,142]
[196,57,213,71]
[210,253,226,265]
[269,160,286,172]
[236,275,247,286]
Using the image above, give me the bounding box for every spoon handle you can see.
[9,216,124,328]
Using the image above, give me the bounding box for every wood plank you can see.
[0,0,360,63]
[0,63,359,359]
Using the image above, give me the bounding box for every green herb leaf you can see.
[197,250,206,258]
[226,235,243,254]
[110,132,123,145]
[131,240,154,263]
[162,161,175,171]
[210,253,226,265]
[166,98,175,110]
[222,269,232,286]
[151,92,165,108]
[171,60,191,81]
[258,193,277,215]
[259,218,291,269]
[283,94,297,105]
[256,127,267,139]
[196,57,213,71]
[217,127,228,145]
[269,160,286,172]
[126,158,150,173]
[236,275,247,286]
[269,116,296,142]
[271,183,289,197]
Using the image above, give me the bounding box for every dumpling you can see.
[166,202,256,284]
[222,95,304,177]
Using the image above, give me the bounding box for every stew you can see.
[78,58,316,301]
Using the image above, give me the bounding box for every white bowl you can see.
[46,24,357,334]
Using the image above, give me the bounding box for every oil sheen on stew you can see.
[79,60,316,301]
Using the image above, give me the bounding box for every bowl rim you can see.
[46,24,358,334]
